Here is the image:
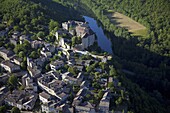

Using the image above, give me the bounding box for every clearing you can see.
[107,11,147,37]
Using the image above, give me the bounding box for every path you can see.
[57,47,112,60]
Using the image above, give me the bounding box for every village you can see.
[0,20,128,113]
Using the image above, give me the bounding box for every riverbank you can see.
[83,16,113,54]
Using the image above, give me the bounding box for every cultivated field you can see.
[107,12,147,37]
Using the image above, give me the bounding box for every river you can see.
[83,16,113,54]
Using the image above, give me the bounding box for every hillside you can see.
[80,0,170,57]
[0,0,82,35]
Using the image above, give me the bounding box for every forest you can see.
[59,0,170,112]
[0,0,169,113]
[0,0,82,36]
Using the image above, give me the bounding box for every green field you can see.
[106,11,148,37]
[131,29,148,37]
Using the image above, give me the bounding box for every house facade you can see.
[0,47,14,60]
[99,92,111,113]
[39,91,51,104]
[38,73,68,101]
[41,101,59,113]
[1,61,20,73]
[11,55,23,66]
[5,90,37,110]
[56,20,96,50]
[50,60,64,70]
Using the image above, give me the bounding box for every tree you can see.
[99,62,107,70]
[71,36,76,47]
[92,82,101,89]
[72,36,81,46]
[14,45,22,54]
[86,63,96,73]
[77,36,82,44]
[58,51,63,56]
[31,18,39,26]
[18,51,24,58]
[73,85,80,93]
[109,66,117,76]
[108,82,114,88]
[118,82,121,87]
[0,106,6,113]
[98,90,104,99]
[0,24,5,31]
[68,67,77,75]
[94,72,100,78]
[115,97,122,106]
[24,25,31,31]
[21,61,26,70]
[53,55,59,60]
[49,19,59,32]
[8,75,18,87]
[45,63,50,69]
[86,94,91,99]
[29,51,38,59]
[31,35,38,40]
[5,43,14,50]
[64,64,69,70]
[121,90,124,98]
[11,107,21,113]
[14,41,31,54]
[13,26,20,31]
[37,31,45,38]
[86,66,92,73]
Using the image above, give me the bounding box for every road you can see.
[57,47,112,60]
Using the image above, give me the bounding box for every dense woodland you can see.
[79,0,170,57]
[0,0,82,36]
[0,0,169,113]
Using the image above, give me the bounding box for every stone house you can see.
[1,60,20,73]
[0,47,14,60]
[50,60,64,70]
[5,90,38,110]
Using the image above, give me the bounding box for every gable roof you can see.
[0,47,14,56]
[39,91,51,100]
